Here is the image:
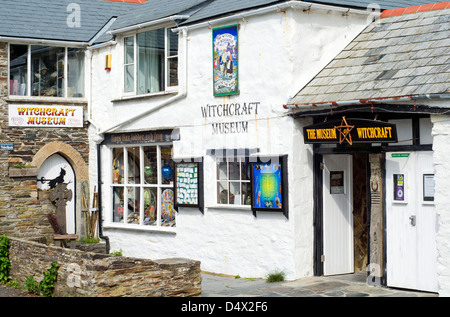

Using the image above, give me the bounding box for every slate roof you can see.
[288,5,450,107]
[0,0,141,43]
[303,0,441,10]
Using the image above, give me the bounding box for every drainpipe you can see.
[96,143,109,254]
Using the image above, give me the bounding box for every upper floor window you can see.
[124,28,178,95]
[9,44,85,98]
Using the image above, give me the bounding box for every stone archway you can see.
[32,141,89,237]
[31,141,88,181]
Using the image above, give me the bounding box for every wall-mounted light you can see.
[105,54,112,71]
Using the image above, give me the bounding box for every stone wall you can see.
[8,237,201,297]
[0,41,90,243]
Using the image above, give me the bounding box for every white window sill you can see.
[207,205,252,211]
[112,90,178,103]
[103,222,176,234]
[7,95,87,104]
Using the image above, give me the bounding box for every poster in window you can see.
[251,156,288,218]
[330,171,344,194]
[423,174,434,202]
[174,161,204,213]
[212,25,239,96]
[393,174,405,201]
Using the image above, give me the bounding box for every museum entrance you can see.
[321,153,368,276]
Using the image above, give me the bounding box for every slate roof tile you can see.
[289,7,450,105]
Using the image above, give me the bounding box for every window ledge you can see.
[112,90,178,103]
[103,222,176,234]
[207,205,252,211]
[7,96,87,104]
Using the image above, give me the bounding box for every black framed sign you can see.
[303,118,397,145]
[250,155,288,218]
[174,160,204,213]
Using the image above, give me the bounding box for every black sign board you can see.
[174,160,204,214]
[303,118,397,145]
[102,129,180,145]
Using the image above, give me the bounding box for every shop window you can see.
[123,28,178,95]
[216,158,251,206]
[111,144,176,228]
[9,44,85,98]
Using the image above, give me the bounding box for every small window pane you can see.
[229,162,240,180]
[217,162,228,180]
[161,188,176,227]
[31,45,64,97]
[167,56,178,87]
[137,29,164,94]
[241,162,250,181]
[124,37,134,64]
[9,44,28,96]
[242,182,251,205]
[161,145,174,185]
[124,65,134,93]
[143,187,157,226]
[67,48,84,97]
[127,187,140,224]
[229,182,240,204]
[143,146,157,184]
[127,147,140,184]
[113,187,124,223]
[112,148,124,184]
[218,181,228,204]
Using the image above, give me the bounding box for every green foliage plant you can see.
[0,235,11,284]
[25,276,40,295]
[39,262,60,297]
[266,271,285,283]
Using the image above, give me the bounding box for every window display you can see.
[111,144,175,228]
[9,44,85,98]
[216,158,251,205]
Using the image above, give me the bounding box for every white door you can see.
[386,151,437,292]
[37,154,76,234]
[323,154,354,276]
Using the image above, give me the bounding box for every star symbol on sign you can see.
[334,116,355,145]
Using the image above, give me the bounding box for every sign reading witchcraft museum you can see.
[9,105,84,128]
[303,117,397,145]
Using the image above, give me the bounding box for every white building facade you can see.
[87,3,371,280]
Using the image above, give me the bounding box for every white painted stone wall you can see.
[431,114,450,296]
[87,6,369,280]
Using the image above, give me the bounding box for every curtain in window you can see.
[137,29,164,94]
[67,48,85,97]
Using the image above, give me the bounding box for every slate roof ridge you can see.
[381,1,450,18]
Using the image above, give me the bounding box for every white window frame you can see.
[216,157,251,207]
[122,27,178,97]
[109,143,176,232]
[8,43,84,99]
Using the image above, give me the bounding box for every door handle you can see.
[409,215,416,226]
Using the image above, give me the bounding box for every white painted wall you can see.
[431,114,450,296]
[88,6,369,280]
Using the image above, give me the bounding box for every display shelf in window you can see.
[174,159,204,213]
[250,155,288,219]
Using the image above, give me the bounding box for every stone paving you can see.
[201,272,438,297]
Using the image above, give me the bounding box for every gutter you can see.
[0,36,88,47]
[283,94,450,110]
[173,1,372,32]
[108,15,190,35]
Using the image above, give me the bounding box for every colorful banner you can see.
[213,25,239,96]
[8,105,83,128]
